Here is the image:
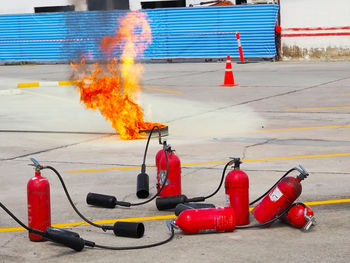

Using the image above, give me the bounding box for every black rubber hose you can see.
[249,167,297,205]
[142,125,162,166]
[45,165,105,230]
[153,160,232,209]
[43,141,169,229]
[130,145,169,206]
[121,125,170,206]
[0,201,175,251]
[202,162,300,206]
[236,203,294,229]
[0,202,43,236]
[203,160,233,200]
[90,224,175,250]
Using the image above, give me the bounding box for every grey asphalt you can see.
[0,61,349,262]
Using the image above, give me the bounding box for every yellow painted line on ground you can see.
[253,124,350,133]
[1,199,349,233]
[142,86,182,94]
[304,199,350,206]
[67,152,350,174]
[18,81,75,88]
[340,93,350,96]
[17,81,181,95]
[68,166,154,174]
[17,82,40,88]
[285,106,350,111]
[241,152,350,163]
[58,80,75,86]
[0,215,176,233]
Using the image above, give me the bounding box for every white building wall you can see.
[0,0,87,14]
[129,0,260,10]
[280,0,350,60]
[129,0,189,10]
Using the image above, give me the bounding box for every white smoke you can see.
[140,93,263,138]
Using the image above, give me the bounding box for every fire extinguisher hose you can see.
[92,223,175,250]
[0,201,175,251]
[202,160,307,205]
[203,160,233,200]
[249,165,308,206]
[44,160,168,231]
[0,202,43,236]
[142,125,162,169]
[26,126,171,232]
[87,125,171,208]
[40,139,169,231]
[129,126,169,206]
[44,165,105,230]
[235,203,294,229]
[159,160,303,206]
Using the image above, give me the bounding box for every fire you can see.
[71,11,165,140]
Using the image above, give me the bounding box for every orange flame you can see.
[71,11,165,140]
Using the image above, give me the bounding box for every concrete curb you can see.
[17,80,74,88]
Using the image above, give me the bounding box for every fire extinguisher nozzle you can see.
[86,192,117,208]
[136,172,149,199]
[156,195,187,210]
[186,197,206,203]
[115,201,131,207]
[84,240,95,247]
[113,222,145,238]
[44,227,85,251]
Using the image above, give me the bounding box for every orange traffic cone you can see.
[221,55,238,86]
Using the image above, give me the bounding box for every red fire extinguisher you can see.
[225,158,249,226]
[174,207,235,234]
[281,202,315,230]
[252,166,309,225]
[156,143,181,197]
[27,158,51,241]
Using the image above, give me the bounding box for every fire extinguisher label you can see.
[269,186,283,202]
[225,194,230,207]
[159,170,170,185]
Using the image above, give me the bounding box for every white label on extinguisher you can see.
[269,187,283,202]
[225,194,231,207]
[159,170,170,185]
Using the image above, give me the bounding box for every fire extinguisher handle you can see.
[229,157,242,168]
[303,216,316,231]
[29,158,44,171]
[30,158,40,167]
[303,204,316,231]
[296,165,309,180]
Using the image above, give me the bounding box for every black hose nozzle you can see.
[112,222,145,238]
[44,227,87,252]
[175,203,216,216]
[156,195,206,211]
[86,192,131,208]
[136,165,149,199]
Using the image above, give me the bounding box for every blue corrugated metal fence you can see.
[0,5,279,63]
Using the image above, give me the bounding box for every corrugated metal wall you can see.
[0,5,279,63]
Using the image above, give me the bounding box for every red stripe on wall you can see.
[284,26,350,31]
[282,32,350,37]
